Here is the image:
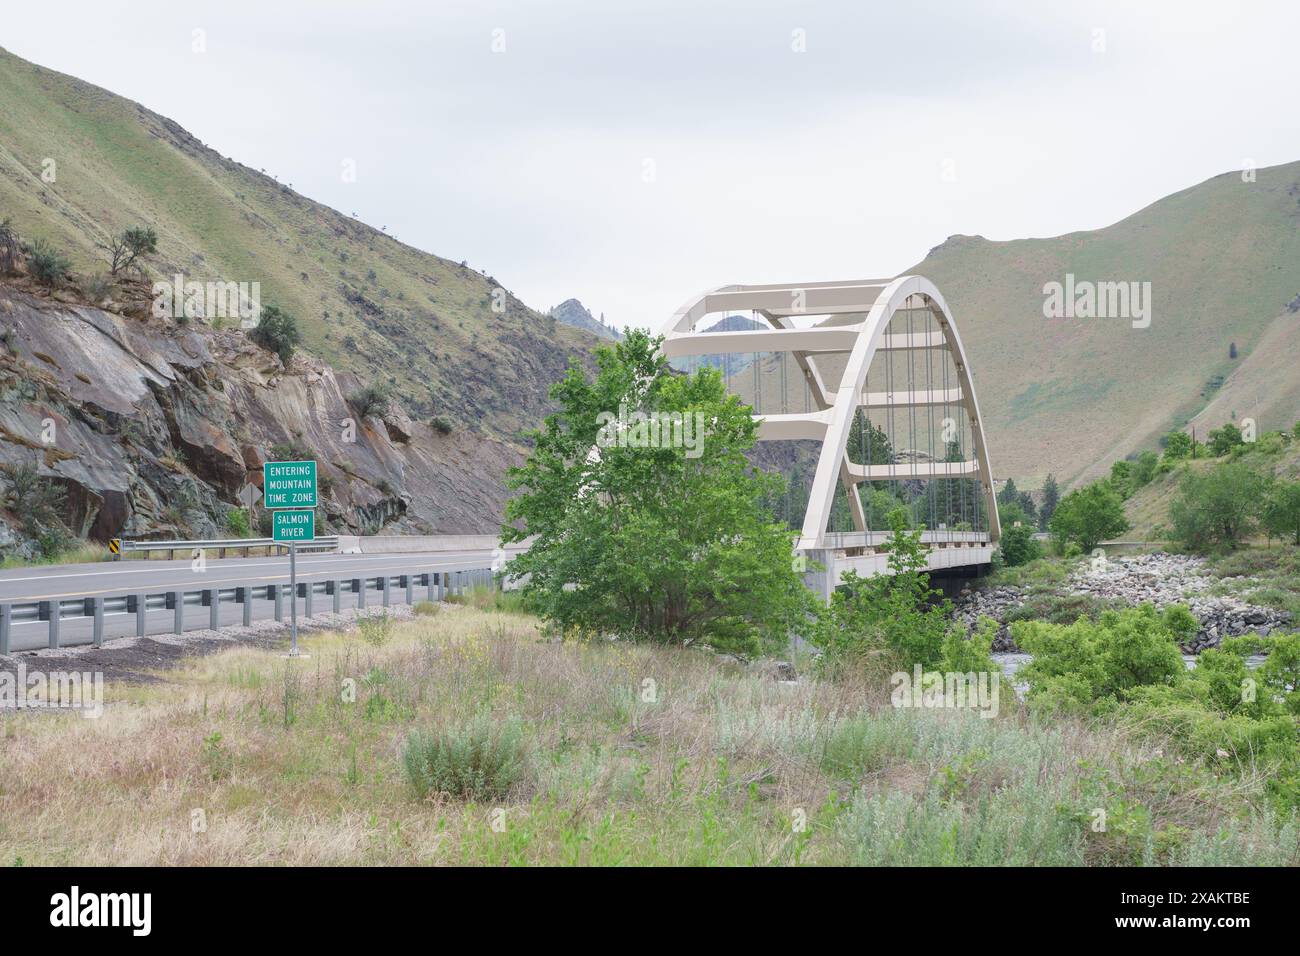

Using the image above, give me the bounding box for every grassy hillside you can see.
[0,46,596,443]
[910,162,1300,490]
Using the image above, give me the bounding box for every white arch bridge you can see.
[658,275,1000,601]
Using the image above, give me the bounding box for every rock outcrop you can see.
[0,285,520,553]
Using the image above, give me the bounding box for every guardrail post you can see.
[48,600,60,649]
[382,576,392,608]
[426,572,435,603]
[332,579,341,614]
[355,578,366,609]
[303,581,314,618]
[93,596,105,646]
[273,584,284,622]
[172,590,184,634]
[0,603,11,655]
[206,589,219,630]
[404,574,414,606]
[239,587,251,626]
[135,594,147,637]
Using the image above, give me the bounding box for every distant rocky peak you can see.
[549,299,622,340]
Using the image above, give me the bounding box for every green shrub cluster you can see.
[1171,460,1300,551]
[1013,606,1300,813]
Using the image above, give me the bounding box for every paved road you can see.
[0,549,498,653]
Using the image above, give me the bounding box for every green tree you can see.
[1207,423,1244,457]
[1169,461,1268,551]
[998,500,1029,529]
[501,330,809,656]
[1109,460,1133,499]
[1131,450,1159,488]
[847,410,892,466]
[996,477,1020,509]
[1261,480,1300,545]
[250,304,301,364]
[105,225,158,276]
[1038,473,1059,531]
[1049,481,1129,552]
[1163,430,1193,460]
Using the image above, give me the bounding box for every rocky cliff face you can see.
[0,282,520,555]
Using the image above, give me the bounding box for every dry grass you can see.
[0,606,1291,866]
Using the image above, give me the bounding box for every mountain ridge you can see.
[909,160,1300,488]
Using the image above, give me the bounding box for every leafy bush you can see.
[26,239,71,287]
[431,416,453,435]
[402,713,528,800]
[810,509,956,671]
[268,439,312,462]
[996,521,1042,567]
[249,304,301,363]
[347,383,391,418]
[1,463,67,539]
[1012,604,1189,715]
[225,508,251,538]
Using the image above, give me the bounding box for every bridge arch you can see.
[657,276,1001,559]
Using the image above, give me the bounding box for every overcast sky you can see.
[6,1,1299,329]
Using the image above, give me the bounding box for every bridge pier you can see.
[802,548,837,605]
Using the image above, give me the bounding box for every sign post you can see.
[237,483,262,539]
[264,461,318,658]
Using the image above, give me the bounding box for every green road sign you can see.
[263,460,317,509]
[272,509,315,542]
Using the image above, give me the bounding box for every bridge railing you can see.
[819,529,990,551]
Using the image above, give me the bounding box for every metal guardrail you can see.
[0,565,498,654]
[115,536,340,560]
